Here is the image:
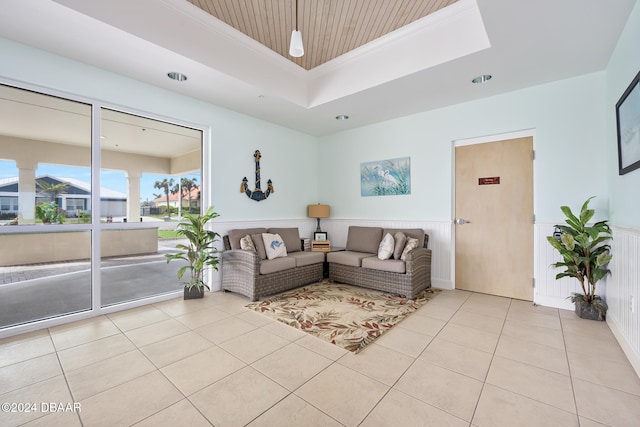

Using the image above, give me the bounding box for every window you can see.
[65,198,87,215]
[0,197,14,211]
[0,83,206,332]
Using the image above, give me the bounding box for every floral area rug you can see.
[245,281,439,353]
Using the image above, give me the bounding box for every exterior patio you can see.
[0,238,187,329]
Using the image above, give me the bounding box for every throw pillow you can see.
[401,237,419,260]
[262,233,287,260]
[239,234,256,252]
[377,232,395,260]
[251,233,267,260]
[268,228,301,253]
[393,231,407,260]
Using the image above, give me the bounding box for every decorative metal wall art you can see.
[240,150,274,202]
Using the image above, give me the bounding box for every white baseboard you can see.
[533,294,575,310]
[607,316,640,378]
[209,279,222,292]
[432,278,454,290]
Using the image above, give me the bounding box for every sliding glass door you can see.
[0,84,93,328]
[0,83,204,331]
[99,108,202,307]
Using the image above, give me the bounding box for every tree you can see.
[35,179,69,223]
[180,177,198,213]
[36,179,69,203]
[154,178,174,218]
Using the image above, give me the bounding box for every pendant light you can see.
[289,0,304,57]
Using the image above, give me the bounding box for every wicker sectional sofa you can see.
[327,226,432,299]
[221,227,324,301]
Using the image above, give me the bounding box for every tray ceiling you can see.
[0,0,636,136]
[186,0,458,70]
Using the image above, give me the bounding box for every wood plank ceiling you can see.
[185,0,459,70]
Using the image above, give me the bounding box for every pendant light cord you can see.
[295,0,299,31]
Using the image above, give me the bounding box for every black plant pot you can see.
[574,300,605,321]
[184,286,204,300]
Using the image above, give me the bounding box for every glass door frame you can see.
[0,77,210,339]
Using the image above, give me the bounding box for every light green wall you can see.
[606,0,640,229]
[0,38,318,222]
[1,25,633,226]
[318,73,609,222]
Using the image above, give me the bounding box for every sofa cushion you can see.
[228,228,268,250]
[262,233,287,260]
[346,226,383,254]
[377,232,394,260]
[240,234,256,252]
[268,228,301,253]
[383,228,425,249]
[362,257,406,274]
[260,257,296,274]
[288,251,324,267]
[251,233,267,260]
[393,232,407,260]
[401,237,419,260]
[327,251,374,267]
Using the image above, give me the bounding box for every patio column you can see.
[125,171,141,222]
[16,160,37,224]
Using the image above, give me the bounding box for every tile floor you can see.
[1,288,640,426]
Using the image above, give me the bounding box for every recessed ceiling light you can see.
[167,72,187,81]
[472,74,492,84]
[335,115,349,120]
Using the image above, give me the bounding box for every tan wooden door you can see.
[454,137,533,300]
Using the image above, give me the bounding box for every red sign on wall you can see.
[478,177,500,185]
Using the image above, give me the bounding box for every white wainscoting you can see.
[213,220,606,307]
[208,218,318,291]
[211,219,454,291]
[534,223,640,375]
[321,219,454,289]
[606,225,640,375]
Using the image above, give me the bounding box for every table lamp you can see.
[308,204,330,232]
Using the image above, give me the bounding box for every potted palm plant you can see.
[547,197,612,320]
[166,206,221,299]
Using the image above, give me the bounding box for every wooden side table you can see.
[311,240,331,252]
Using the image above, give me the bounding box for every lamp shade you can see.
[289,30,304,57]
[308,204,330,218]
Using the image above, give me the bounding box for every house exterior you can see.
[0,175,126,219]
[151,185,200,212]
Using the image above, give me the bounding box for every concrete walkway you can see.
[0,239,190,328]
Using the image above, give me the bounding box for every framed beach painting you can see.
[616,69,640,175]
[360,157,411,197]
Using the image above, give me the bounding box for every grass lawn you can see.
[158,229,181,239]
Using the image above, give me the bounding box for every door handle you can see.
[455,218,471,225]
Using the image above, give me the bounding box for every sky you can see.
[0,160,199,202]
